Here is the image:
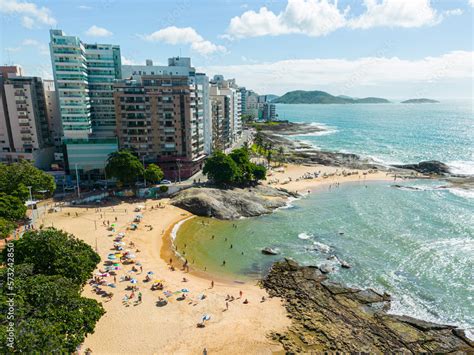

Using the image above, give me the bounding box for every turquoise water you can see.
[177,101,474,332]
[277,101,474,174]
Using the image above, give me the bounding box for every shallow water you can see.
[176,101,473,331]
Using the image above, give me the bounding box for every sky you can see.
[1,0,473,99]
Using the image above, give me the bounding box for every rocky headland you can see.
[257,122,464,177]
[170,185,296,220]
[263,259,474,353]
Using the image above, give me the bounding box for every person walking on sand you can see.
[226,301,229,310]
[239,290,243,298]
[138,292,142,303]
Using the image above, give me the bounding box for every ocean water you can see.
[176,101,474,332]
[277,101,474,175]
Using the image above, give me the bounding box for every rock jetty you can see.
[263,259,474,353]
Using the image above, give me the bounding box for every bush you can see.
[159,185,169,193]
[0,193,27,221]
[145,164,164,184]
[0,218,15,239]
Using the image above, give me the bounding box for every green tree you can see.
[203,151,240,185]
[0,193,27,221]
[251,164,267,181]
[144,164,164,184]
[0,270,104,352]
[105,150,144,187]
[0,161,55,200]
[0,218,15,239]
[6,228,100,285]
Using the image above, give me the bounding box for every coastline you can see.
[37,198,290,354]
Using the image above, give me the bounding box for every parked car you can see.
[159,180,172,185]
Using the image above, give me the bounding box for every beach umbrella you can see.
[118,232,125,237]
[147,271,154,275]
[108,254,116,260]
[130,279,138,284]
[127,254,136,259]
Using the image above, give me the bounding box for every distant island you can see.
[273,90,390,104]
[401,98,440,104]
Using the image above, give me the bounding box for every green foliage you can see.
[252,165,267,181]
[0,271,104,352]
[203,151,240,185]
[6,228,100,285]
[0,161,56,200]
[105,150,144,187]
[0,193,27,221]
[159,185,169,193]
[145,164,164,184]
[0,218,15,239]
[204,148,266,186]
[0,229,104,352]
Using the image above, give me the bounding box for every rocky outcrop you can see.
[263,259,474,353]
[393,160,451,175]
[170,185,294,220]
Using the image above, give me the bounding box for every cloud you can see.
[78,5,92,10]
[349,0,442,29]
[225,0,457,39]
[5,38,49,55]
[227,0,348,38]
[443,8,463,17]
[85,25,113,37]
[21,39,49,54]
[0,0,56,28]
[199,51,473,96]
[121,56,138,65]
[142,26,227,55]
[470,0,474,7]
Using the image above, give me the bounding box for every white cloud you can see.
[85,25,113,37]
[349,0,441,29]
[121,56,138,65]
[226,0,457,39]
[21,39,49,55]
[469,0,474,7]
[200,51,473,96]
[227,0,348,38]
[5,38,49,55]
[78,5,92,10]
[0,0,56,28]
[142,26,227,55]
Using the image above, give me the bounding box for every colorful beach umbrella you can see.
[147,271,154,275]
[130,279,138,284]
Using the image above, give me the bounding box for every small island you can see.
[273,90,390,104]
[401,98,440,104]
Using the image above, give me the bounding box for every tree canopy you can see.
[144,164,164,184]
[105,150,144,187]
[0,218,15,239]
[0,229,104,352]
[0,193,27,222]
[203,148,266,186]
[8,228,100,285]
[0,161,56,200]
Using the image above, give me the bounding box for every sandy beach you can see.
[268,163,400,193]
[34,163,413,354]
[37,198,290,354]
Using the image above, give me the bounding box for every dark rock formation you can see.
[170,185,294,220]
[263,259,474,353]
[393,160,451,175]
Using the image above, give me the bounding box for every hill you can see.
[274,90,390,104]
[401,98,440,104]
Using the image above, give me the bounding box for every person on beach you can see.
[211,280,214,288]
[239,290,243,298]
[138,292,142,303]
[230,244,233,249]
[243,299,249,304]
[261,296,266,303]
[225,301,229,310]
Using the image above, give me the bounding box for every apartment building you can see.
[0,67,54,168]
[114,75,205,180]
[49,29,120,175]
[210,86,231,151]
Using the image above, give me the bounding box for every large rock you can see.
[393,160,451,175]
[170,185,293,220]
[264,259,473,353]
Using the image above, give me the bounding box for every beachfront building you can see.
[49,29,121,176]
[261,102,277,122]
[245,90,259,118]
[122,58,213,155]
[210,75,242,146]
[114,75,205,180]
[0,66,54,169]
[43,79,64,168]
[210,86,231,151]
